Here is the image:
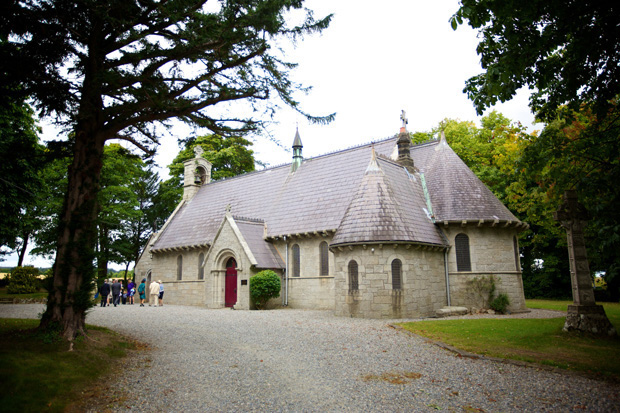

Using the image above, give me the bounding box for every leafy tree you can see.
[2,0,332,340]
[149,178,184,233]
[451,1,620,122]
[0,99,43,259]
[111,165,160,282]
[171,134,256,182]
[96,144,144,281]
[519,105,620,300]
[29,152,72,260]
[452,2,620,300]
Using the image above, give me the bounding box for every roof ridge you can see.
[411,138,439,149]
[309,135,397,160]
[205,136,399,187]
[232,215,264,224]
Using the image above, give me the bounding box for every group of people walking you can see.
[98,278,164,307]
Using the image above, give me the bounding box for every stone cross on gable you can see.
[400,110,408,129]
[194,145,204,158]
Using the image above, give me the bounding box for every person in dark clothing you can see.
[111,279,122,307]
[99,280,111,307]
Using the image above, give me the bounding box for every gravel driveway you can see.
[2,304,618,412]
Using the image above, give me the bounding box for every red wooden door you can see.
[225,258,237,307]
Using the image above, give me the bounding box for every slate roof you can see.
[151,135,521,253]
[331,149,444,246]
[411,138,519,223]
[234,218,285,269]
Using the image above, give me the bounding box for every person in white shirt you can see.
[149,279,160,307]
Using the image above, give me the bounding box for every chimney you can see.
[290,127,303,173]
[183,145,213,201]
[397,110,415,172]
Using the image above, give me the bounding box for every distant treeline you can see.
[0,267,130,275]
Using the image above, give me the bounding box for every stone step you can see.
[435,306,469,318]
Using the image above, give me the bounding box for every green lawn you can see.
[527,299,620,327]
[398,300,620,381]
[0,318,139,412]
[0,287,48,300]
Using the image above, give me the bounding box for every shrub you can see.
[7,266,39,294]
[490,293,510,314]
[250,270,281,309]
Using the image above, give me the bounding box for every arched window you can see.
[455,233,471,272]
[177,255,183,280]
[319,242,329,276]
[392,259,402,290]
[292,244,300,277]
[198,253,205,280]
[513,236,520,272]
[348,260,359,291]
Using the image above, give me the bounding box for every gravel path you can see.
[1,304,618,412]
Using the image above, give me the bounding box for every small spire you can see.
[291,127,303,173]
[292,127,302,148]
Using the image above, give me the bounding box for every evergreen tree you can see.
[2,0,332,340]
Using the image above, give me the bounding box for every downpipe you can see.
[284,235,289,306]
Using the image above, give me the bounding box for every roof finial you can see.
[365,144,381,174]
[436,129,449,151]
[400,110,408,133]
[291,128,303,173]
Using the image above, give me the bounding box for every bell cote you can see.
[183,146,212,201]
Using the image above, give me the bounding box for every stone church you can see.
[135,114,528,318]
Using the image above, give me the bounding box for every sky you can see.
[6,1,540,269]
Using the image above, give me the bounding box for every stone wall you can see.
[332,244,447,318]
[442,225,526,312]
[448,272,526,312]
[443,225,520,273]
[286,276,335,309]
[271,237,336,310]
[148,249,208,307]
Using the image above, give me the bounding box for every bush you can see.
[7,266,39,294]
[250,270,281,309]
[490,293,510,314]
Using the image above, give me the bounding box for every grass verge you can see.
[398,300,620,381]
[0,287,48,300]
[0,318,140,412]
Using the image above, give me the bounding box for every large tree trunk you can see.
[39,126,105,341]
[16,231,29,267]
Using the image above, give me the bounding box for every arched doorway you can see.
[225,257,237,307]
